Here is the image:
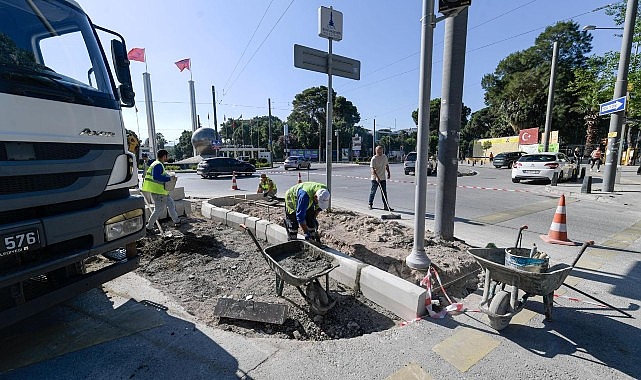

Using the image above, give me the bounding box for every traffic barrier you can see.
[297,172,302,184]
[540,194,578,245]
[231,171,239,190]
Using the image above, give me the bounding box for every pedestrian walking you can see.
[590,146,602,172]
[369,145,393,211]
[257,173,277,200]
[141,149,182,234]
[284,182,330,242]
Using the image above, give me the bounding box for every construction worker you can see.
[257,173,277,200]
[141,149,181,234]
[284,182,330,242]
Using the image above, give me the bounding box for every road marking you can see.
[432,327,500,372]
[475,197,574,224]
[386,363,433,380]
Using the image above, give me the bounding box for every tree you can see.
[286,86,361,159]
[155,132,167,149]
[173,130,193,160]
[411,98,470,153]
[482,21,593,141]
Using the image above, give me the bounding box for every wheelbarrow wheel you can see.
[306,280,331,315]
[488,290,512,331]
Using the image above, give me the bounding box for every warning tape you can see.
[553,293,607,308]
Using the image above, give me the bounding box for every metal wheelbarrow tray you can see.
[242,226,339,315]
[468,241,592,331]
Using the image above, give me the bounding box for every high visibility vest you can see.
[285,182,326,214]
[259,178,276,192]
[141,160,169,195]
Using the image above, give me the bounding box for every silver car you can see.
[284,156,311,170]
[511,152,577,183]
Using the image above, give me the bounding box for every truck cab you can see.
[0,0,144,328]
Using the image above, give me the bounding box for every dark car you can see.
[197,157,256,179]
[493,151,526,169]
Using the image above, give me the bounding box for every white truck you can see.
[0,0,145,328]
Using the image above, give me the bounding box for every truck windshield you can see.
[0,0,117,108]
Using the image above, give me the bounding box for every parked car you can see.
[403,151,436,176]
[511,152,576,183]
[493,151,526,169]
[284,156,311,170]
[197,157,256,178]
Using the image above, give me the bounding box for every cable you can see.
[221,0,275,94]
[222,0,296,101]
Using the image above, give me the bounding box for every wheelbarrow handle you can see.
[570,240,595,268]
[239,224,264,253]
[514,225,528,249]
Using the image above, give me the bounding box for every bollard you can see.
[580,167,586,180]
[551,171,558,186]
[581,175,592,194]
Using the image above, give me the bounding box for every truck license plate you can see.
[0,227,41,257]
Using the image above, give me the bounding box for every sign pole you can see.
[326,36,333,209]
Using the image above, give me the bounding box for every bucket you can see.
[504,247,549,273]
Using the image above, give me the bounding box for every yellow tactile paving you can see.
[510,308,538,325]
[386,363,433,380]
[432,327,500,372]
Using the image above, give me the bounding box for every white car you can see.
[403,151,436,176]
[284,156,311,170]
[511,152,577,183]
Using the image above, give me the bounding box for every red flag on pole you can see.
[127,48,145,62]
[175,58,191,72]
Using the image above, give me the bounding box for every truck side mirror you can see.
[111,39,135,108]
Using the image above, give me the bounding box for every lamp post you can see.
[584,0,638,192]
[335,130,339,162]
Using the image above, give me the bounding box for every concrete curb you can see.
[200,196,427,321]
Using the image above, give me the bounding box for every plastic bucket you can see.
[504,247,549,273]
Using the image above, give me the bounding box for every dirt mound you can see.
[133,200,479,341]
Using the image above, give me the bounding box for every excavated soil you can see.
[132,199,480,341]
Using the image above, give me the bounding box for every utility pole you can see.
[268,98,273,168]
[326,28,334,209]
[373,118,376,155]
[543,41,559,152]
[604,0,638,191]
[434,6,468,241]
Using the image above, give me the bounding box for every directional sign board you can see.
[599,96,627,116]
[294,44,360,80]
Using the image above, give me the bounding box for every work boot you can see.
[368,204,373,210]
[384,206,394,211]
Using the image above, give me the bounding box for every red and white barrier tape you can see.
[553,293,607,308]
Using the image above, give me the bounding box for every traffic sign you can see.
[294,44,360,80]
[599,96,627,116]
[318,6,343,41]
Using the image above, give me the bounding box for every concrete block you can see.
[226,211,248,228]
[201,201,214,218]
[170,187,185,201]
[265,223,289,244]
[243,216,261,233]
[210,206,230,223]
[143,199,190,220]
[360,266,426,321]
[323,247,366,290]
[255,219,272,242]
[212,196,243,207]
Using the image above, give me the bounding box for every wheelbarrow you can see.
[240,225,339,315]
[468,226,593,330]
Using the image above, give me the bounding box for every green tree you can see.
[173,130,194,160]
[155,132,167,149]
[411,98,470,153]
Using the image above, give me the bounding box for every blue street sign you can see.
[599,96,627,116]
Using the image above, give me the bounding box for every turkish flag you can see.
[519,128,539,145]
[175,58,191,72]
[127,48,145,62]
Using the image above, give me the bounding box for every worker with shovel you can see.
[369,145,393,211]
[284,182,330,242]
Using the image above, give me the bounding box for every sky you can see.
[76,0,621,144]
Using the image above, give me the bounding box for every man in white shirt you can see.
[369,145,393,211]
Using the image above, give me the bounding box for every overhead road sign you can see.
[599,96,627,116]
[293,44,360,80]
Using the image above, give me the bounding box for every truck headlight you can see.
[105,209,144,241]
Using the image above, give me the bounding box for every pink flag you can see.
[175,58,191,72]
[127,48,145,62]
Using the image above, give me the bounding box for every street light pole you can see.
[603,0,638,192]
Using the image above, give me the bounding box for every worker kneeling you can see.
[284,182,330,242]
[257,173,277,200]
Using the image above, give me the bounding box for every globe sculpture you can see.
[191,127,219,156]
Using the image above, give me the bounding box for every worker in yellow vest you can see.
[141,149,182,234]
[284,182,330,242]
[257,173,277,200]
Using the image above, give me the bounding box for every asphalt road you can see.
[2,162,640,379]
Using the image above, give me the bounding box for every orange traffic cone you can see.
[540,194,578,246]
[231,171,239,190]
[297,172,302,184]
